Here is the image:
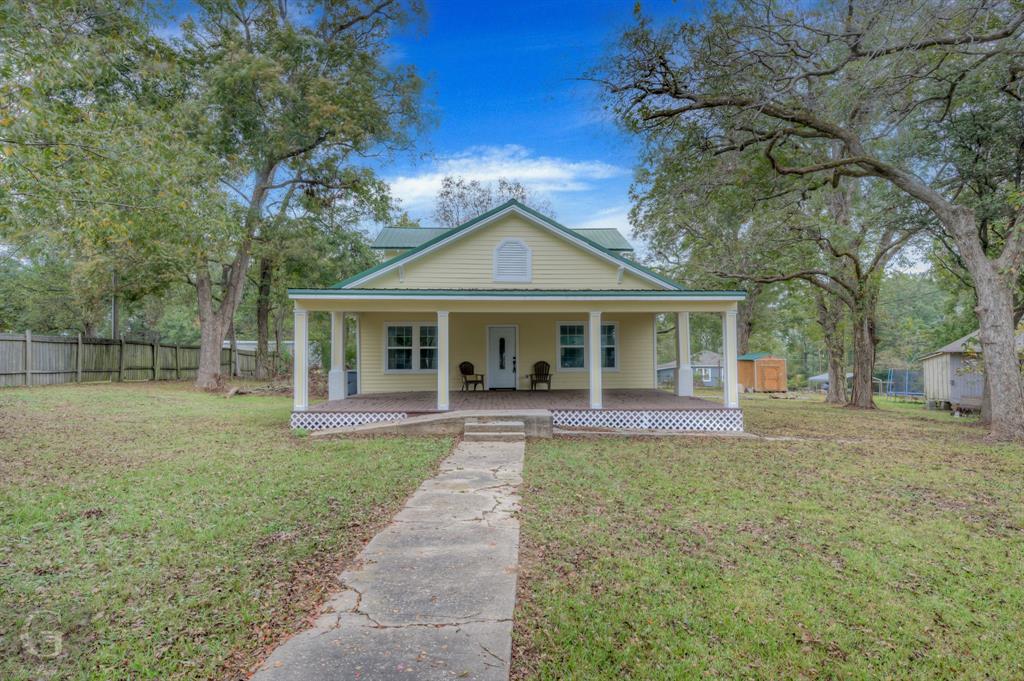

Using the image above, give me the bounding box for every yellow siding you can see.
[357,311,656,393]
[359,214,659,290]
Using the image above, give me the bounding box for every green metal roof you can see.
[737,352,774,361]
[371,225,633,251]
[289,288,747,299]
[573,228,632,251]
[371,228,452,249]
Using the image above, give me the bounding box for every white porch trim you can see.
[329,311,346,400]
[588,311,602,409]
[437,311,450,411]
[723,309,740,408]
[293,307,309,412]
[675,311,694,397]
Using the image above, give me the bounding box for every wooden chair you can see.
[459,361,484,391]
[527,361,551,391]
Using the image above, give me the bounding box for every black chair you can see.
[459,361,484,391]
[527,361,551,391]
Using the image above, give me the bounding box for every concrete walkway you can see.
[252,438,524,681]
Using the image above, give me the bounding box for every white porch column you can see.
[588,311,603,409]
[293,307,309,412]
[437,311,450,411]
[328,311,346,400]
[353,313,361,396]
[723,308,740,408]
[675,311,693,397]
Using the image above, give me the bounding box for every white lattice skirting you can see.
[551,409,744,432]
[290,411,407,431]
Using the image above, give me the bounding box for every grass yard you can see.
[513,395,1024,680]
[0,382,451,680]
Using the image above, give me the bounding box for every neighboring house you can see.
[288,200,746,432]
[657,351,723,388]
[221,339,322,367]
[221,339,293,353]
[920,330,1018,410]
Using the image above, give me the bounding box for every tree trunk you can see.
[255,256,274,379]
[815,291,846,405]
[971,262,1024,439]
[848,286,879,409]
[736,285,760,355]
[193,163,275,389]
[228,319,238,378]
[849,315,876,408]
[931,206,1024,438]
[980,305,1024,425]
[195,270,228,389]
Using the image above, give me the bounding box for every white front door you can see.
[487,326,517,389]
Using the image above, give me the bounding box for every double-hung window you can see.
[557,322,618,370]
[386,323,437,372]
[600,323,618,369]
[557,323,586,370]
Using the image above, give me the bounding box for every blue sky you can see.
[379,1,697,240]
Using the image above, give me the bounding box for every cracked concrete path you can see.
[252,438,524,681]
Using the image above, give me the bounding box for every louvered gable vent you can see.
[493,239,532,283]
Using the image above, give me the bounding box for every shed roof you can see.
[737,352,777,361]
[922,328,1024,359]
[371,225,633,251]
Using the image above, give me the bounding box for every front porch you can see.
[292,388,743,433]
[288,291,746,434]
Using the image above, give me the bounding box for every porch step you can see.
[464,420,525,433]
[463,431,525,442]
[463,419,526,442]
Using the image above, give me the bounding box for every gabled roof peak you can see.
[340,200,681,290]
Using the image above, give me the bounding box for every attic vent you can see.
[493,239,532,283]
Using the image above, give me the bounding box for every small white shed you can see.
[921,331,998,410]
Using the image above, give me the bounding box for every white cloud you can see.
[388,144,625,211]
[573,204,632,231]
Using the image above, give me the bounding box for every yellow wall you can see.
[359,213,659,290]
[357,311,655,393]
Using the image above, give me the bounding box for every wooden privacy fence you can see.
[0,332,278,387]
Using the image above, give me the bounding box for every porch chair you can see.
[527,361,551,391]
[459,361,485,391]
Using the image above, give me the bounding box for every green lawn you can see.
[513,394,1024,680]
[0,382,451,680]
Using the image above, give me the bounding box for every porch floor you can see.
[309,388,728,413]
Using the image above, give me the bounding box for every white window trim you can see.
[492,238,532,283]
[555,320,619,373]
[383,321,439,374]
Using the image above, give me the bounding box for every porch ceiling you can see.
[308,389,730,413]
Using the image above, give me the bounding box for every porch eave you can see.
[287,288,747,302]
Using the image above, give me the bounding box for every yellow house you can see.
[289,200,745,432]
